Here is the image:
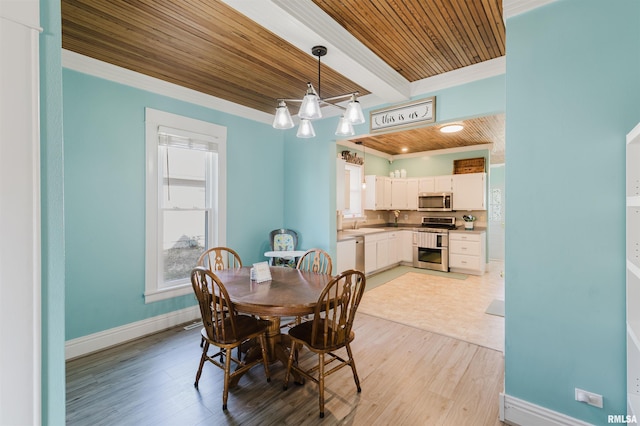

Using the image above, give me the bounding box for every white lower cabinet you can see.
[448,231,486,275]
[363,230,405,274]
[364,236,378,274]
[387,231,398,265]
[400,230,413,263]
[336,239,356,273]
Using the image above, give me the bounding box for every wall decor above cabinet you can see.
[370,97,435,133]
[453,157,485,174]
[340,150,364,165]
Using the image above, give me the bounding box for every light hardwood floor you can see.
[66,265,506,425]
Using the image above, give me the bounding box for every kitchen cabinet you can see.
[387,231,399,265]
[363,172,485,212]
[363,230,403,274]
[364,235,378,274]
[452,172,486,210]
[364,175,392,210]
[376,236,389,269]
[418,175,452,193]
[336,239,356,273]
[627,122,640,418]
[407,179,419,210]
[435,175,453,192]
[400,230,413,263]
[448,230,486,275]
[391,179,408,209]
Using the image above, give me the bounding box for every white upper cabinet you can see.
[407,178,419,210]
[435,175,453,192]
[418,177,435,193]
[391,178,408,209]
[363,172,485,212]
[419,175,452,193]
[365,175,392,210]
[452,173,486,210]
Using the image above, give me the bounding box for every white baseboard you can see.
[65,306,200,360]
[500,393,593,426]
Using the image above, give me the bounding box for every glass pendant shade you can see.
[345,96,365,124]
[335,116,355,136]
[296,119,316,138]
[299,93,322,120]
[272,101,294,129]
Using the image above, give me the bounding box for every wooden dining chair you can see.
[296,248,333,275]
[197,246,242,271]
[191,267,271,411]
[285,248,334,328]
[283,269,366,418]
[196,247,243,347]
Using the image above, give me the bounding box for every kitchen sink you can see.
[341,228,385,235]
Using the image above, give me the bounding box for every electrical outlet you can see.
[575,388,603,408]
[404,214,408,220]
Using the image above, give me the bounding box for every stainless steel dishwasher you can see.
[354,236,365,272]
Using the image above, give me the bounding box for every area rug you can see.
[485,299,505,317]
[365,266,467,292]
[358,271,504,351]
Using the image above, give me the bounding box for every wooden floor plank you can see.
[66,263,506,425]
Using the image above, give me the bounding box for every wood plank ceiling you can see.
[61,0,505,161]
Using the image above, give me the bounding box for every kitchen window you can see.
[343,163,363,218]
[144,108,227,303]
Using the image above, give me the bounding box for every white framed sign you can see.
[370,97,435,133]
[252,261,272,283]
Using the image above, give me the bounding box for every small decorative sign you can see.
[252,261,272,283]
[370,97,435,133]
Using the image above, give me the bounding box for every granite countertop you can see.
[337,224,419,241]
[449,226,487,234]
[337,224,487,241]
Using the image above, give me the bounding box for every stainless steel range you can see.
[412,216,457,272]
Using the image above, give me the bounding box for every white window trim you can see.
[343,163,364,219]
[144,108,226,303]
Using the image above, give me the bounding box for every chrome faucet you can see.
[353,220,358,229]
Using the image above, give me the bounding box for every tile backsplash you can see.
[343,210,487,228]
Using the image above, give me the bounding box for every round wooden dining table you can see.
[213,266,333,384]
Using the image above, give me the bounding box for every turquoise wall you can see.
[338,144,489,179]
[40,0,65,423]
[505,1,640,423]
[390,149,489,178]
[63,70,284,340]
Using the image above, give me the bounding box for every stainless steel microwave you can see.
[417,192,453,211]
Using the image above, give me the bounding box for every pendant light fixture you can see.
[272,45,365,138]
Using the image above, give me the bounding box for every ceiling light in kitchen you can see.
[440,124,464,133]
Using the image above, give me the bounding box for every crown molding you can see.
[62,49,273,125]
[503,0,559,19]
[337,141,492,162]
[410,57,505,96]
[222,0,411,104]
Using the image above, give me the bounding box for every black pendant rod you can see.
[312,45,327,99]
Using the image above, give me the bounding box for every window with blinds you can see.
[158,129,218,286]
[145,109,227,303]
